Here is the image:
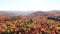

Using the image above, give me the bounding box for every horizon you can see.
[0,10,60,12]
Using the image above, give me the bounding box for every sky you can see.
[0,0,60,11]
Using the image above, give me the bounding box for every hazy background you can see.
[0,0,60,11]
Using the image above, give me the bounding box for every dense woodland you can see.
[0,11,60,34]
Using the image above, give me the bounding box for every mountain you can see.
[0,10,60,16]
[27,11,54,17]
[50,10,60,14]
[0,11,18,16]
[29,10,60,17]
[0,11,35,16]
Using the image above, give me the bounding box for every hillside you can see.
[50,10,60,14]
[0,11,60,34]
[29,11,60,22]
[0,11,34,16]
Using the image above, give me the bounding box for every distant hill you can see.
[0,11,35,16]
[27,11,55,17]
[0,10,60,16]
[50,10,60,14]
[0,11,18,16]
[28,10,60,17]
[0,10,60,22]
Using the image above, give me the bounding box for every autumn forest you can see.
[0,11,60,34]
